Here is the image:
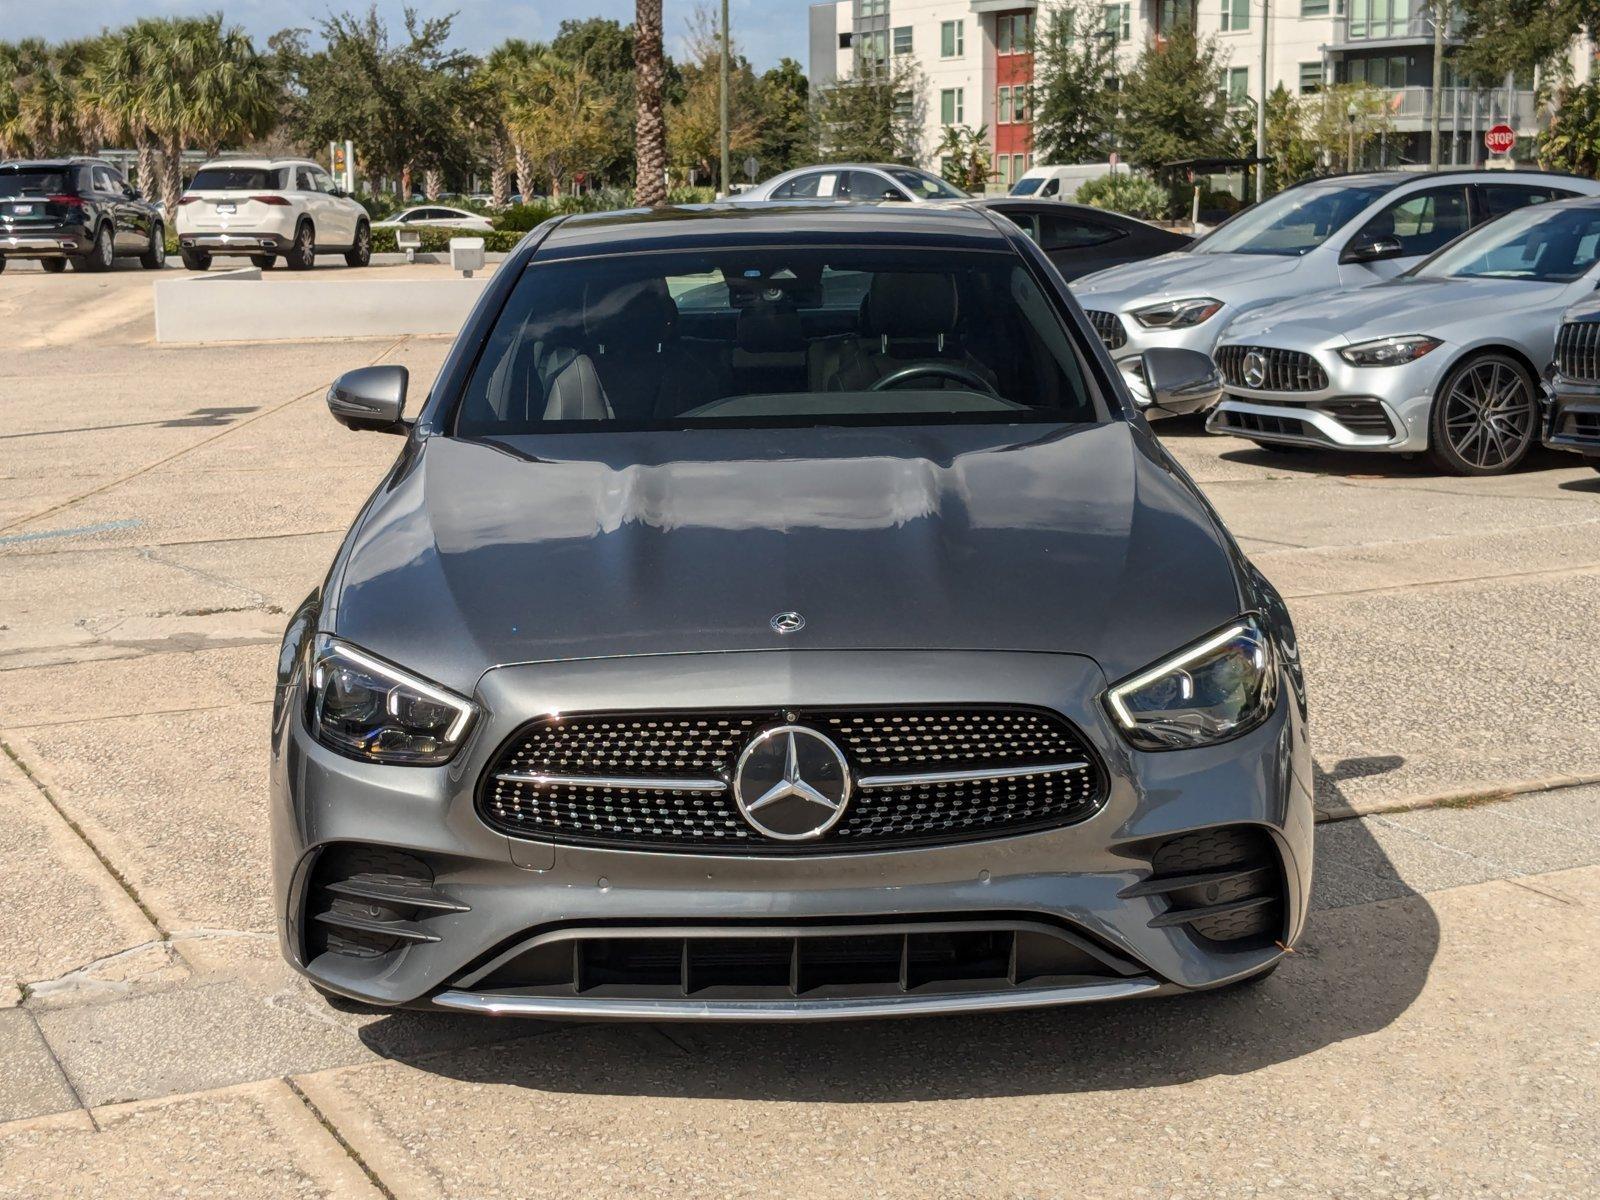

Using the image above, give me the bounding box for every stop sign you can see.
[1484,124,1516,155]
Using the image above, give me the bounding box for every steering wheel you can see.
[869,363,1000,396]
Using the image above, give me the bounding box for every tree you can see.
[1116,24,1232,172]
[634,0,667,205]
[1032,0,1119,164]
[1540,78,1600,175]
[1,39,92,159]
[815,58,924,164]
[552,19,638,188]
[668,8,761,189]
[1455,0,1591,85]
[82,22,166,193]
[510,50,611,196]
[755,58,812,175]
[481,39,542,198]
[937,125,991,191]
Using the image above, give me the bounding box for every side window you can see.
[769,180,796,199]
[313,170,339,194]
[1355,186,1471,257]
[1477,184,1574,221]
[846,171,897,201]
[1002,210,1042,243]
[94,165,123,193]
[814,172,842,199]
[1040,178,1060,197]
[786,173,824,199]
[1039,213,1123,251]
[295,168,316,192]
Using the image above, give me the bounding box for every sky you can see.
[4,0,818,72]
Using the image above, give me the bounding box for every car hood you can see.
[1072,251,1304,306]
[1221,276,1576,345]
[326,423,1246,694]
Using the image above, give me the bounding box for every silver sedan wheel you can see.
[1438,358,1535,474]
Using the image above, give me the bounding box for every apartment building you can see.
[808,0,1588,182]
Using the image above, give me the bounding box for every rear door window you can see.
[1476,183,1576,221]
[1038,213,1124,251]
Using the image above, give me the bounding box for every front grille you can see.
[1556,320,1600,382]
[1216,344,1329,392]
[1084,309,1127,350]
[1214,407,1327,443]
[479,707,1105,853]
[460,917,1141,1000]
[1124,825,1285,948]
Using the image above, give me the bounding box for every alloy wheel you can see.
[1439,359,1534,473]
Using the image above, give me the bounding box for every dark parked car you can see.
[1544,297,1600,472]
[0,158,165,273]
[272,202,1310,1020]
[975,198,1192,281]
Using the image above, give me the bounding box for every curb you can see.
[1315,772,1600,824]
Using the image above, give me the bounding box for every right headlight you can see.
[1130,297,1224,330]
[1105,616,1278,751]
[1337,335,1441,367]
[309,636,477,765]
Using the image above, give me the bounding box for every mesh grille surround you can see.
[1557,320,1600,382]
[480,707,1106,853]
[1217,344,1330,392]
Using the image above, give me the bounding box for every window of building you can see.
[859,0,888,16]
[1301,0,1329,13]
[998,156,1013,187]
[838,32,853,49]
[1103,4,1131,41]
[997,86,1012,123]
[892,25,913,54]
[1012,153,1027,182]
[1015,85,1031,122]
[893,91,915,122]
[1299,61,1323,92]
[1227,67,1250,107]
[997,13,1033,53]
[941,19,965,57]
[940,87,965,125]
[857,29,888,63]
[1221,0,1249,32]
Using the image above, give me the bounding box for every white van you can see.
[1009,163,1113,201]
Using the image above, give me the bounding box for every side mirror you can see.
[327,365,409,434]
[1140,347,1223,417]
[1342,235,1404,265]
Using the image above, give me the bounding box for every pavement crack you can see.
[136,546,272,609]
[285,1076,401,1200]
[1,738,169,937]
[26,1007,99,1132]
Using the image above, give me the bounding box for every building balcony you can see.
[1376,87,1539,135]
[1330,7,1464,48]
[969,0,1036,12]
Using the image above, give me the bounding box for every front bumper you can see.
[271,649,1314,1019]
[1206,345,1444,453]
[0,231,86,257]
[1543,375,1600,458]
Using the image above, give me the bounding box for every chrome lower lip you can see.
[431,977,1162,1021]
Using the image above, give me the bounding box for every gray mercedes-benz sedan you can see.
[271,203,1313,1020]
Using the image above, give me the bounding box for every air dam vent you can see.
[306,845,467,961]
[1124,826,1286,948]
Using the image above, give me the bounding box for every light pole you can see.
[719,0,731,197]
[1346,100,1359,172]
[1256,0,1269,201]
[1094,29,1120,181]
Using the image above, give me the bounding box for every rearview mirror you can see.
[327,365,409,434]
[1140,348,1223,417]
[1342,235,1404,265]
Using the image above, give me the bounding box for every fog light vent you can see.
[1123,826,1285,948]
[305,845,467,960]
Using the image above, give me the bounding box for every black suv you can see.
[0,158,165,274]
[1545,298,1600,474]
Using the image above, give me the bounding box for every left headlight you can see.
[1130,297,1223,330]
[1337,335,1441,367]
[309,636,477,765]
[1105,617,1278,751]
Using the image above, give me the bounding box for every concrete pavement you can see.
[0,273,1596,1195]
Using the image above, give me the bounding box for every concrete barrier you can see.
[153,268,491,343]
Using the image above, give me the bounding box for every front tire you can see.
[1428,353,1537,476]
[286,221,316,271]
[179,245,212,271]
[41,258,67,274]
[139,223,166,270]
[343,221,371,268]
[74,224,115,272]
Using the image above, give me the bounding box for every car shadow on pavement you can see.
[354,812,1440,1102]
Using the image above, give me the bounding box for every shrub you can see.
[494,202,560,231]
[1074,173,1170,220]
[370,227,527,255]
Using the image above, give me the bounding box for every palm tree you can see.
[81,26,162,194]
[509,50,608,199]
[4,39,91,157]
[483,39,542,204]
[633,0,667,205]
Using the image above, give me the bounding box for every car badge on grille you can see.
[733,725,851,841]
[1241,350,1268,389]
[769,611,805,635]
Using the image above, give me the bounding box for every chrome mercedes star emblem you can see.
[732,725,852,841]
[769,611,805,635]
[1242,350,1268,389]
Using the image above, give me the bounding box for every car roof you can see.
[1286,168,1593,192]
[193,158,320,170]
[0,158,104,169]
[532,201,1013,260]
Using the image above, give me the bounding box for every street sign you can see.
[743,156,759,181]
[1484,124,1516,156]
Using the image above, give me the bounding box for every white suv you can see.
[176,158,371,271]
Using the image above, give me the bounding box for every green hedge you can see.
[370,227,526,255]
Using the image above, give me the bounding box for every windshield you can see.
[1195,182,1395,256]
[0,169,71,198]
[187,166,289,191]
[453,247,1102,435]
[889,170,968,200]
[1010,177,1043,196]
[1414,203,1600,283]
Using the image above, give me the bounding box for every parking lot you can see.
[2,267,1598,1197]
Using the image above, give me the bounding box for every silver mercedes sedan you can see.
[1208,196,1600,475]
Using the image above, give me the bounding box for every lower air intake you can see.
[305,844,467,961]
[1124,826,1286,948]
